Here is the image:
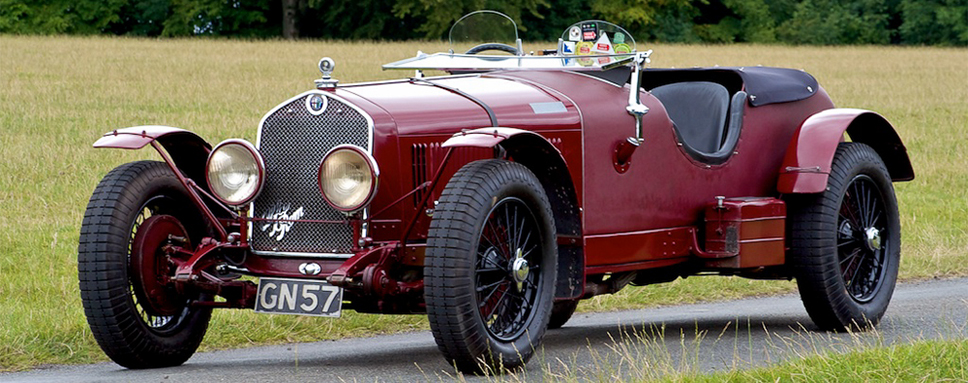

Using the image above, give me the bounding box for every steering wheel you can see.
[465,43,521,55]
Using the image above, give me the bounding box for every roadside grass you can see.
[1,36,965,371]
[694,339,968,382]
[453,314,967,382]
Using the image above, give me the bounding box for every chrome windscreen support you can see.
[414,51,426,78]
[625,50,653,145]
[613,50,653,173]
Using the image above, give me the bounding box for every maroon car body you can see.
[79,13,913,373]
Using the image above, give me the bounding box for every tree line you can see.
[1,0,965,45]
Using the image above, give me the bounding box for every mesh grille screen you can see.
[251,93,370,255]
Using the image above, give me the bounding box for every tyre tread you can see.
[78,161,211,369]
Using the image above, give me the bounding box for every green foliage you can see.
[392,0,549,39]
[0,0,278,37]
[900,0,968,45]
[724,0,776,43]
[162,0,276,37]
[521,0,592,40]
[303,0,414,40]
[0,1,965,56]
[0,1,31,33]
[776,0,894,44]
[108,0,171,36]
[643,4,701,42]
[0,0,127,34]
[590,0,693,32]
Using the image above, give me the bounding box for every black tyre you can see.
[425,159,557,374]
[548,299,579,330]
[787,143,901,331]
[78,161,212,368]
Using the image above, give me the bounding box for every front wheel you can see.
[787,143,901,331]
[547,299,580,330]
[425,160,557,374]
[78,161,212,368]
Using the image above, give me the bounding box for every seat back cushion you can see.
[650,81,729,154]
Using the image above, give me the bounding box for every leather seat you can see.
[650,81,746,164]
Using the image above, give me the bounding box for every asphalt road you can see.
[5,277,966,382]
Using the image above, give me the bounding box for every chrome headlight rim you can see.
[205,139,266,207]
[317,144,379,214]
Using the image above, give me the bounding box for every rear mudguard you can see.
[443,127,585,300]
[94,125,212,185]
[778,109,914,193]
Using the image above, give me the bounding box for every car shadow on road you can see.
[185,312,837,380]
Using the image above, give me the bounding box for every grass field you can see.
[692,339,968,383]
[0,36,966,372]
[500,324,968,382]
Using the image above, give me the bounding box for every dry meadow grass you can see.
[0,36,965,370]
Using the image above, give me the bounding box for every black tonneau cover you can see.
[641,67,819,107]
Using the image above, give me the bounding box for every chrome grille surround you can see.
[252,90,373,258]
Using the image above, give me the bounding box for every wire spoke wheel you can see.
[476,198,541,341]
[787,143,901,331]
[78,161,212,368]
[837,176,889,302]
[127,198,194,333]
[426,159,557,374]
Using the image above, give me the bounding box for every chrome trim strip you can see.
[410,77,499,127]
[252,249,354,259]
[567,70,626,88]
[329,73,481,89]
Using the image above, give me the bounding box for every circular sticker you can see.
[568,26,581,41]
[306,93,328,115]
[576,41,593,55]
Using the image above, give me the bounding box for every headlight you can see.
[317,145,379,213]
[206,139,265,206]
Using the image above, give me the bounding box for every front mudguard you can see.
[94,125,229,240]
[443,127,585,300]
[777,109,915,194]
[94,125,212,186]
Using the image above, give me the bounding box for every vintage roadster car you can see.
[79,11,913,373]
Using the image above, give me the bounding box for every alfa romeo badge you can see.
[306,93,328,115]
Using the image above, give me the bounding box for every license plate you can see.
[255,277,342,317]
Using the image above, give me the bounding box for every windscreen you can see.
[448,10,520,55]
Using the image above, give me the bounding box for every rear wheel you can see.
[78,161,212,368]
[787,143,900,331]
[425,159,557,374]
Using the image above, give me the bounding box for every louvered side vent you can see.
[410,143,492,208]
[251,92,372,257]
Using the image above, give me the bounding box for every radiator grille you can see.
[251,92,372,256]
